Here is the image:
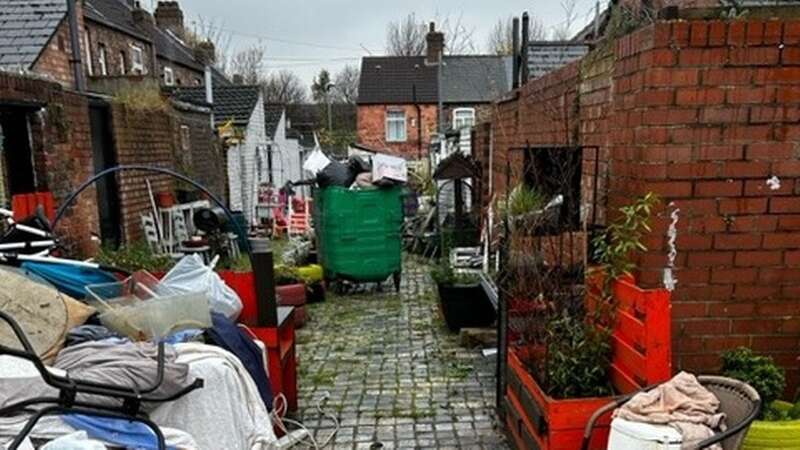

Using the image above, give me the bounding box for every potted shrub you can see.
[722,347,800,449]
[431,263,496,332]
[504,193,673,450]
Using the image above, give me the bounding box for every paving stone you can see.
[295,255,508,449]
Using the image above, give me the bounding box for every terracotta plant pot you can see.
[155,191,176,208]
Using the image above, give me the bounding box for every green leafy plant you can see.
[545,313,613,398]
[274,265,302,285]
[496,183,545,220]
[95,241,173,273]
[722,347,786,419]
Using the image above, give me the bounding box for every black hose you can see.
[52,165,252,260]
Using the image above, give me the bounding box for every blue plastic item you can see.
[21,262,118,299]
[61,414,174,450]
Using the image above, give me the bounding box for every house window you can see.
[163,67,175,86]
[452,108,475,130]
[84,28,93,76]
[130,45,145,74]
[385,110,407,143]
[180,125,190,151]
[97,44,108,76]
[119,51,127,74]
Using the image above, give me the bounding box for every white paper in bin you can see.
[303,148,331,175]
[372,153,407,184]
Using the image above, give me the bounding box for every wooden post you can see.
[250,237,277,327]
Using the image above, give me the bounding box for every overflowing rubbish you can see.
[160,254,243,320]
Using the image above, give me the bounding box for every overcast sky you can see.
[154,0,601,89]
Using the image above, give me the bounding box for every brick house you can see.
[476,2,800,390]
[357,23,511,159]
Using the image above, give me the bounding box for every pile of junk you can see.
[0,169,335,450]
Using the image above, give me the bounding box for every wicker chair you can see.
[580,375,762,450]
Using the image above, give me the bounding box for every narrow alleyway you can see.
[295,256,507,449]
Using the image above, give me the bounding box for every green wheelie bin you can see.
[314,186,403,291]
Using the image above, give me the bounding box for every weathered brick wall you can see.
[0,73,99,255]
[32,0,87,87]
[84,19,155,78]
[170,102,225,200]
[477,16,800,390]
[158,59,203,87]
[357,104,438,159]
[110,102,176,243]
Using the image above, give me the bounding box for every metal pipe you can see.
[512,17,520,90]
[66,0,86,92]
[521,12,530,84]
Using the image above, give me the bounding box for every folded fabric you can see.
[613,371,726,450]
[60,415,174,450]
[150,343,277,449]
[65,325,126,347]
[0,341,190,411]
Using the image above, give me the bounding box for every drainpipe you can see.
[413,84,422,159]
[66,0,86,92]
[512,17,520,90]
[205,66,214,128]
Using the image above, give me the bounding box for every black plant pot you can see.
[436,281,497,332]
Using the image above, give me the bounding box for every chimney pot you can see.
[154,1,185,37]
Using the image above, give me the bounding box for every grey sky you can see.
[160,0,601,89]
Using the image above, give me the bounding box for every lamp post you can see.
[324,82,336,131]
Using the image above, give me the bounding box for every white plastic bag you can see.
[159,254,243,320]
[40,431,106,450]
[303,147,331,176]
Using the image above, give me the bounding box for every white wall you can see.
[269,111,304,191]
[227,93,268,225]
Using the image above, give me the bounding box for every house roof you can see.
[210,66,232,86]
[150,26,203,72]
[264,104,284,139]
[358,55,512,105]
[440,55,512,103]
[83,0,151,42]
[0,0,67,70]
[527,41,590,80]
[172,84,261,127]
[358,56,438,105]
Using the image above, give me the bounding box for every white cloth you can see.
[150,343,277,450]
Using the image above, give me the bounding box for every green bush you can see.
[545,313,613,399]
[95,241,173,273]
[721,347,786,418]
[496,184,545,220]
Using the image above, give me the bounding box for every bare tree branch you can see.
[261,70,308,105]
[333,64,360,104]
[386,13,427,56]
[553,0,579,41]
[487,15,547,55]
[229,44,266,84]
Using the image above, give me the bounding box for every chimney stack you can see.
[512,17,520,89]
[426,22,444,65]
[521,12,530,84]
[131,1,153,26]
[154,1,184,37]
[195,40,216,65]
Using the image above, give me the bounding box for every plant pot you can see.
[506,347,615,450]
[742,419,800,449]
[436,281,496,332]
[155,191,176,208]
[276,283,307,328]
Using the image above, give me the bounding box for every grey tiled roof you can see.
[172,84,261,127]
[358,55,512,105]
[84,0,150,42]
[527,42,589,80]
[151,26,202,72]
[358,56,438,105]
[264,104,284,139]
[0,0,67,69]
[440,56,512,103]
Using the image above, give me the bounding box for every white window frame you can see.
[385,110,407,143]
[118,50,127,75]
[130,45,145,74]
[163,67,175,86]
[84,28,93,76]
[452,107,475,130]
[97,44,107,76]
[180,125,190,151]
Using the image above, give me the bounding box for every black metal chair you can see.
[580,375,761,450]
[0,310,204,450]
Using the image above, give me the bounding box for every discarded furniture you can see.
[583,376,761,450]
[0,311,203,450]
[11,192,55,223]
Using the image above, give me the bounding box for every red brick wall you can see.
[477,17,800,390]
[32,0,88,87]
[0,73,99,255]
[159,59,203,87]
[84,20,155,78]
[111,103,176,243]
[357,104,437,159]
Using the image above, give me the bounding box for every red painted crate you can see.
[505,275,672,450]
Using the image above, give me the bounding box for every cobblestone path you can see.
[295,256,508,449]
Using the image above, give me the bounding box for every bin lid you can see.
[611,418,683,443]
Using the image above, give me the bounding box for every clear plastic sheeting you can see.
[160,254,243,320]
